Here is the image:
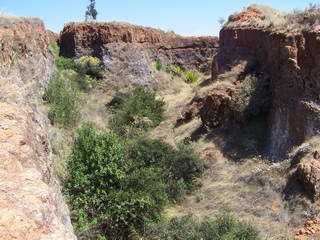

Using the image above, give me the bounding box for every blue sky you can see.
[0,0,314,36]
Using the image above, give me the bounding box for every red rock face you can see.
[0,18,50,66]
[59,22,218,74]
[200,21,320,158]
[0,17,76,240]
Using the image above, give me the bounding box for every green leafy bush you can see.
[145,214,261,240]
[107,167,168,238]
[127,138,173,168]
[127,138,204,202]
[184,70,199,84]
[56,57,77,71]
[44,70,80,127]
[65,123,205,239]
[64,124,126,234]
[76,55,104,79]
[65,125,172,239]
[155,59,162,71]
[109,87,165,136]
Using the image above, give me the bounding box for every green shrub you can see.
[65,125,172,239]
[64,124,126,234]
[168,143,204,189]
[44,70,80,127]
[127,138,173,168]
[127,138,204,202]
[55,57,77,71]
[64,125,205,238]
[184,70,199,84]
[76,55,104,79]
[155,59,162,71]
[107,167,168,238]
[145,214,261,240]
[109,87,165,136]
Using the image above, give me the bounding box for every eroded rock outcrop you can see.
[184,6,320,160]
[59,22,218,75]
[0,17,75,239]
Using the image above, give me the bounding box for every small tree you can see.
[85,0,98,21]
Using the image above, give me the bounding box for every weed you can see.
[155,59,162,71]
[184,70,199,84]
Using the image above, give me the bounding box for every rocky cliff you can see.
[183,6,320,160]
[0,17,76,239]
[59,22,218,75]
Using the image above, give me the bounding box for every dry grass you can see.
[225,4,286,30]
[286,3,320,31]
[225,4,320,33]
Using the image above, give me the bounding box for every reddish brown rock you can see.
[46,30,59,43]
[190,5,320,159]
[59,22,218,74]
[0,16,76,240]
[296,157,320,200]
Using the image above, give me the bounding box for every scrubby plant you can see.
[77,74,96,92]
[127,138,204,202]
[64,124,126,235]
[48,42,78,71]
[48,42,59,59]
[76,55,104,79]
[166,65,184,77]
[55,56,77,71]
[167,143,204,190]
[286,3,320,30]
[144,214,261,240]
[184,70,199,84]
[44,70,80,127]
[109,87,165,136]
[64,124,171,239]
[127,138,173,168]
[155,59,162,71]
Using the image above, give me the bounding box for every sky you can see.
[0,0,315,36]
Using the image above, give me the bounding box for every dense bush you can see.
[64,123,205,239]
[145,214,261,240]
[64,124,125,235]
[127,138,204,201]
[109,87,165,136]
[44,70,80,127]
[65,125,173,239]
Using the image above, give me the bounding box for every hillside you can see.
[3,4,320,240]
